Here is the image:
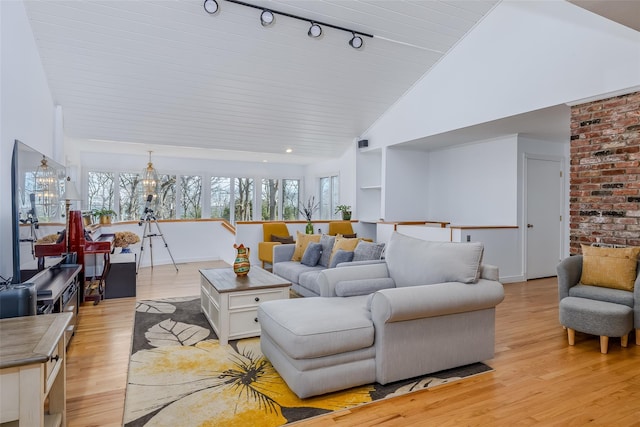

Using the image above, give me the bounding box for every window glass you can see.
[88,172,115,212]
[156,174,176,219]
[181,175,202,219]
[261,179,279,221]
[211,177,231,220]
[118,172,141,221]
[234,178,253,222]
[282,179,299,220]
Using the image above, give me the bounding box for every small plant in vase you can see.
[300,196,319,234]
[335,205,352,220]
[114,231,140,253]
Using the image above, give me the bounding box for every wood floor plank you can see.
[65,262,640,426]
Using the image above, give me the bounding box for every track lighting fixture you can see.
[203,0,219,14]
[349,33,363,49]
[210,0,373,50]
[260,9,274,27]
[308,22,322,38]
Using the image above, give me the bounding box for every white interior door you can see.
[526,157,563,279]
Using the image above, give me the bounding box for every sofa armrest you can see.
[480,264,499,281]
[557,255,583,301]
[318,263,391,297]
[370,279,505,324]
[273,244,295,264]
[337,259,386,268]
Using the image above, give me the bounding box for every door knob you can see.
[527,224,534,228]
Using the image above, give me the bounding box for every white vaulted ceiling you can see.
[23,0,499,163]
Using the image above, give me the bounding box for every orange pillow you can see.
[291,231,321,262]
[329,236,361,264]
[580,244,640,291]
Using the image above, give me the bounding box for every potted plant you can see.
[335,205,352,220]
[93,208,117,225]
[82,210,95,226]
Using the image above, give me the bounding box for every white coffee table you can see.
[199,267,291,345]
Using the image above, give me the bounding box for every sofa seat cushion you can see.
[273,261,325,285]
[257,296,373,359]
[298,270,324,295]
[569,284,634,308]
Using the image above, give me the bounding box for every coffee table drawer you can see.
[229,289,285,309]
[229,309,261,336]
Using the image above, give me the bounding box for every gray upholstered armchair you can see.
[557,254,640,346]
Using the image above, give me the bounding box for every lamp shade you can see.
[63,178,81,201]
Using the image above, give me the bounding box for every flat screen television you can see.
[11,140,66,284]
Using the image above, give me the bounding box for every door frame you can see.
[522,154,566,280]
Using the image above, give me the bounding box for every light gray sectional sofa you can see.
[272,235,384,297]
[258,232,505,398]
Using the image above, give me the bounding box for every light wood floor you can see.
[66,262,640,426]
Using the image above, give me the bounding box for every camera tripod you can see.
[19,213,39,259]
[137,206,178,274]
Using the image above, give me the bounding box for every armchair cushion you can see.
[335,277,396,297]
[328,221,354,236]
[292,231,321,261]
[580,244,640,291]
[301,242,322,267]
[385,232,483,287]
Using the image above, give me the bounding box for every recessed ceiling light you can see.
[261,10,275,27]
[286,148,293,153]
[203,0,218,14]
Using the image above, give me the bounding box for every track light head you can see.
[308,22,322,38]
[203,0,219,14]
[349,33,363,49]
[260,10,274,26]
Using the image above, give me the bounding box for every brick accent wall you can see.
[570,91,640,253]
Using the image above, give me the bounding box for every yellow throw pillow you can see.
[329,236,362,265]
[291,231,321,262]
[580,244,640,291]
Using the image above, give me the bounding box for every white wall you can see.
[362,0,640,149]
[384,148,430,221]
[427,136,519,225]
[1,0,56,281]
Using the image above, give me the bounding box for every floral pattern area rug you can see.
[123,297,492,426]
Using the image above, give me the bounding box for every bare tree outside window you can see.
[235,178,253,222]
[87,172,115,211]
[181,175,202,219]
[319,176,331,219]
[261,179,279,220]
[211,177,231,220]
[119,172,141,221]
[282,179,299,220]
[156,175,176,219]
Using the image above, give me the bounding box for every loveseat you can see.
[272,232,384,297]
[258,232,505,398]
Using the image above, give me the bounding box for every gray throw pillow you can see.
[329,249,354,268]
[335,277,396,297]
[301,242,322,266]
[353,241,385,262]
[318,234,336,267]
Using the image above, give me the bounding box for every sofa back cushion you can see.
[385,232,484,287]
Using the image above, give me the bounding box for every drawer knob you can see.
[254,318,259,323]
[254,297,260,302]
[51,355,60,362]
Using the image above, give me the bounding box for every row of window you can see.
[87,172,341,223]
